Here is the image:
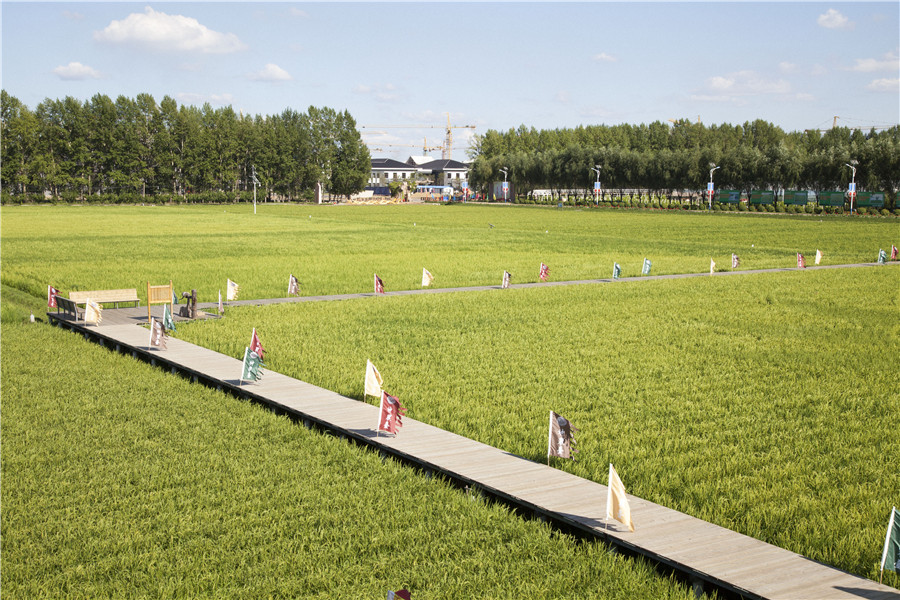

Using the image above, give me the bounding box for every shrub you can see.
[857,207,868,216]
[881,209,890,216]
[775,202,786,213]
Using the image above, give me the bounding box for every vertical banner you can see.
[502,271,512,289]
[642,258,652,275]
[547,411,578,460]
[48,285,59,308]
[613,263,621,280]
[378,392,406,435]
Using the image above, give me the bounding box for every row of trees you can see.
[0,91,370,201]
[467,120,900,208]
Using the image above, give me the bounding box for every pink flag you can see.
[250,328,265,360]
[539,262,550,281]
[374,274,385,294]
[378,392,406,434]
[892,245,898,261]
[48,285,59,308]
[797,253,806,269]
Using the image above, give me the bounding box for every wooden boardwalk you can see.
[46,312,899,600]
[197,261,898,310]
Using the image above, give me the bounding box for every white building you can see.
[368,158,418,187]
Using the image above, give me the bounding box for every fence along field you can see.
[174,268,899,585]
[1,203,897,313]
[0,321,695,599]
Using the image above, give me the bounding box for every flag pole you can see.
[547,411,553,466]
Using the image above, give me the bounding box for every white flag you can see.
[710,259,716,274]
[815,249,822,265]
[84,299,102,325]
[422,268,434,287]
[227,278,239,301]
[606,463,635,532]
[365,360,384,398]
[218,290,224,314]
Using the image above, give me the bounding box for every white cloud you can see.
[811,64,828,76]
[592,52,617,63]
[778,62,797,74]
[817,9,852,30]
[62,10,84,21]
[176,92,235,106]
[699,70,791,100]
[866,78,899,92]
[94,6,247,54]
[249,63,292,82]
[849,51,899,73]
[52,61,101,80]
[555,90,570,103]
[353,82,400,102]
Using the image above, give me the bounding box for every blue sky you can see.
[2,2,898,160]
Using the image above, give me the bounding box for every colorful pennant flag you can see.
[606,463,635,532]
[288,274,300,296]
[163,302,176,332]
[374,273,385,294]
[422,268,434,287]
[365,360,384,398]
[548,411,578,460]
[642,258,652,275]
[227,278,240,301]
[47,285,59,308]
[502,270,512,289]
[241,347,264,383]
[815,249,823,265]
[84,299,102,325]
[613,263,621,280]
[891,245,898,261]
[149,317,168,350]
[877,249,887,264]
[250,328,265,360]
[710,259,716,274]
[218,289,224,315]
[539,262,550,281]
[881,507,900,582]
[731,254,740,269]
[797,253,806,269]
[378,391,406,435]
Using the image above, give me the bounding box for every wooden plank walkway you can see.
[197,261,898,310]
[46,313,900,600]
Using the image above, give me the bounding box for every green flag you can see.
[882,507,900,577]
[241,347,264,382]
[163,303,176,332]
[877,249,887,264]
[613,263,621,280]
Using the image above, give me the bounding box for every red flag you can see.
[378,392,406,434]
[374,273,385,294]
[892,245,898,261]
[539,262,550,281]
[250,328,265,359]
[48,285,59,308]
[797,253,806,269]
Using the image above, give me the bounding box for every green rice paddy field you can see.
[2,204,898,596]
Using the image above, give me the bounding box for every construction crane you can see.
[361,113,475,160]
[363,137,444,155]
[805,116,896,133]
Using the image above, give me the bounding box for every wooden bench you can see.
[147,281,174,324]
[69,289,140,309]
[54,296,84,320]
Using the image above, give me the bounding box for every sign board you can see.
[716,190,741,204]
[749,190,775,205]
[502,182,509,192]
[856,192,884,208]
[818,191,845,207]
[594,182,602,191]
[783,190,812,206]
[848,182,856,197]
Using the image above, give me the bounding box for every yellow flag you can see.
[365,360,384,398]
[607,463,635,532]
[84,299,102,325]
[710,259,716,274]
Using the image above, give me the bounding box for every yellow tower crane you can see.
[361,113,476,160]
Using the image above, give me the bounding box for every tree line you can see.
[467,120,900,208]
[0,90,370,202]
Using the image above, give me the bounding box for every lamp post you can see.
[844,161,857,214]
[708,164,720,210]
[499,167,509,203]
[591,165,602,205]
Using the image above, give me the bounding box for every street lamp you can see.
[499,167,509,203]
[591,165,602,205]
[708,164,721,210]
[844,161,858,214]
